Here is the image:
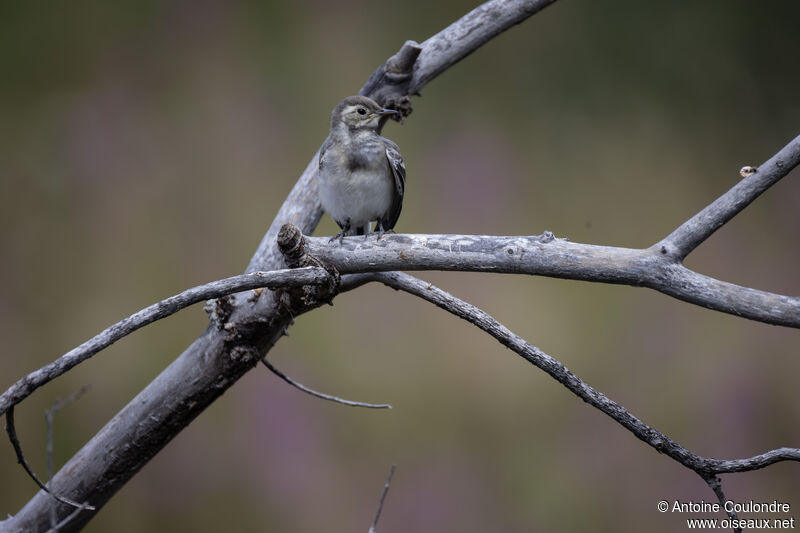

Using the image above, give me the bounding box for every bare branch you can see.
[46,386,90,484]
[261,358,391,409]
[661,133,800,259]
[368,464,396,533]
[45,386,90,529]
[702,474,739,531]
[290,230,800,328]
[4,407,95,511]
[43,502,91,533]
[361,271,800,478]
[0,267,330,420]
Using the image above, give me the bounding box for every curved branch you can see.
[362,271,800,477]
[261,358,391,409]
[5,407,94,511]
[0,267,329,419]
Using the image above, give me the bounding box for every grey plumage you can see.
[318,95,406,242]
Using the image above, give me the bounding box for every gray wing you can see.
[381,138,406,231]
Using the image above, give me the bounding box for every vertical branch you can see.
[45,387,90,529]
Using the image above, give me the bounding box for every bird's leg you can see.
[375,222,395,240]
[330,219,351,244]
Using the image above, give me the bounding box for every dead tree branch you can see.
[4,407,92,511]
[297,231,799,328]
[358,270,799,526]
[368,464,397,533]
[261,358,391,409]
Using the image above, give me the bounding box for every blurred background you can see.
[1,1,799,531]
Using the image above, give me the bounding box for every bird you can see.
[317,95,406,243]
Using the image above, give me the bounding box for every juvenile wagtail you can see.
[318,95,406,243]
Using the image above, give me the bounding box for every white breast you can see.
[318,163,393,228]
[318,135,394,229]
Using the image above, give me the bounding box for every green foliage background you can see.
[1,1,799,531]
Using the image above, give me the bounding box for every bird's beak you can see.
[378,108,398,117]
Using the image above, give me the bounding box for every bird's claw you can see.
[376,228,395,240]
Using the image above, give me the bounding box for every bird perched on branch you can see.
[318,95,406,243]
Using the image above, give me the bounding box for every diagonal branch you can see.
[368,464,397,533]
[361,271,800,481]
[660,133,800,259]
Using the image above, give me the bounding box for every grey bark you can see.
[0,1,557,531]
[296,231,800,328]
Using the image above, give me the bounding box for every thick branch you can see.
[293,231,800,328]
[661,133,800,259]
[364,271,800,476]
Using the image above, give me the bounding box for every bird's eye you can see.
[357,108,367,115]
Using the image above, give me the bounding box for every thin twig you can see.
[702,474,740,532]
[0,267,330,419]
[363,271,800,477]
[43,501,92,533]
[368,464,396,533]
[45,386,90,482]
[261,358,391,409]
[5,407,95,511]
[45,386,90,529]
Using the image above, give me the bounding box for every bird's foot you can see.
[376,228,395,240]
[329,231,347,244]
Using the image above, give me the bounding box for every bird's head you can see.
[331,95,397,131]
